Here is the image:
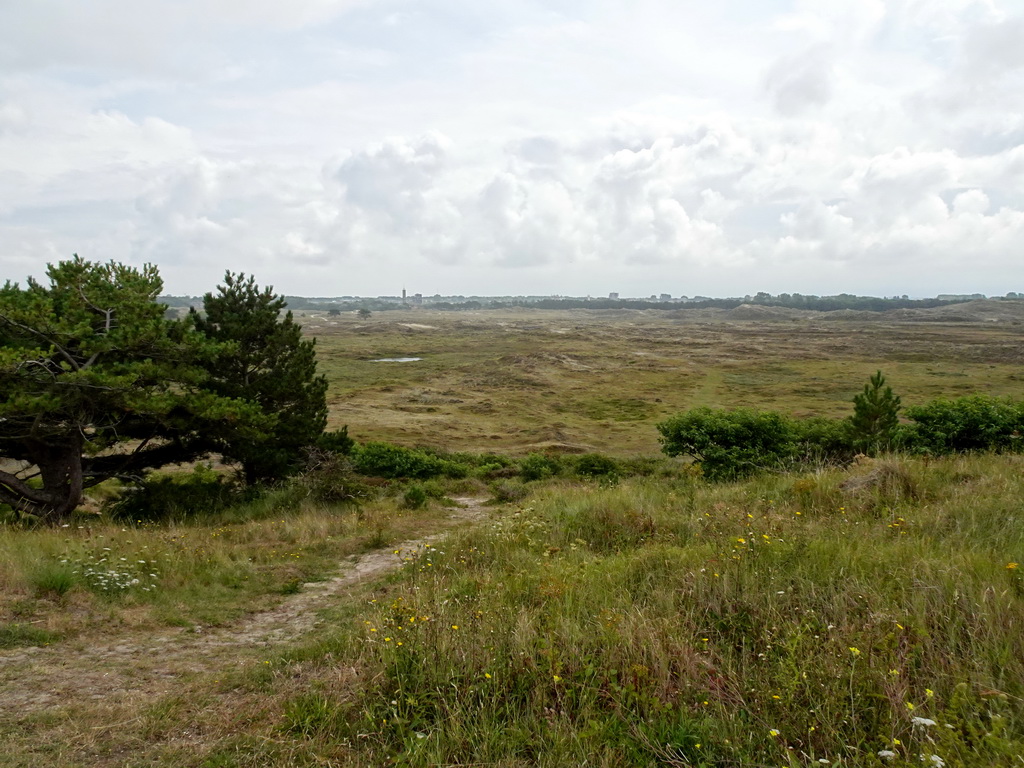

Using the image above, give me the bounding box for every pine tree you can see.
[0,257,267,522]
[850,370,901,455]
[193,273,328,484]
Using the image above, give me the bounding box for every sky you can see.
[1,0,1023,299]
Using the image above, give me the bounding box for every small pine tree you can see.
[850,370,901,455]
[193,273,328,485]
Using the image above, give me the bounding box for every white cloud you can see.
[764,45,835,115]
[1,0,1023,297]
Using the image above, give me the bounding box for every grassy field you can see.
[2,308,1023,767]
[307,307,1024,454]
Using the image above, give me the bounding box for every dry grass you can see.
[307,308,1024,455]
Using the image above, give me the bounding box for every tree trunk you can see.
[28,436,85,523]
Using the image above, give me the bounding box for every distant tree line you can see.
[160,292,1020,315]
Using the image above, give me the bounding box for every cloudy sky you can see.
[1,0,1023,298]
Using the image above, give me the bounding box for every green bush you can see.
[316,426,355,455]
[352,442,467,479]
[519,453,561,481]
[106,464,244,521]
[793,416,856,465]
[658,407,798,481]
[403,484,428,509]
[573,453,620,478]
[905,395,1024,455]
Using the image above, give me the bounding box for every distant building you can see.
[411,293,423,305]
[938,293,986,301]
[608,292,619,300]
[660,293,671,301]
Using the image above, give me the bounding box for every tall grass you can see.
[0,488,441,636]
[265,454,1024,767]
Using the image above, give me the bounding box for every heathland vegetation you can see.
[2,260,1023,767]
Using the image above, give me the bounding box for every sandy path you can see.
[0,497,487,717]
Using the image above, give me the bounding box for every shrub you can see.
[316,426,355,455]
[403,484,428,509]
[106,464,243,521]
[490,480,529,504]
[299,452,368,505]
[658,407,798,481]
[352,442,467,479]
[519,453,561,481]
[419,479,450,499]
[573,453,620,478]
[793,416,856,466]
[905,395,1024,455]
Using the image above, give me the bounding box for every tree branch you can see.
[0,467,50,505]
[0,484,40,516]
[77,285,116,333]
[82,440,210,481]
[0,312,81,372]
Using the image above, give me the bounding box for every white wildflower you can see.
[877,750,896,760]
[912,717,937,728]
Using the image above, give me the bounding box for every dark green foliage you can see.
[793,416,856,465]
[905,395,1024,455]
[658,407,798,481]
[403,483,428,509]
[0,256,267,523]
[106,464,244,521]
[316,427,354,456]
[573,453,620,478]
[193,273,328,485]
[850,371,901,455]
[352,442,467,479]
[519,453,562,481]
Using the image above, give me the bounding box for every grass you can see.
[305,308,1024,455]
[251,454,1022,767]
[16,453,1009,767]
[2,455,1024,766]
[3,311,1024,766]
[0,484,449,639]
[0,623,58,649]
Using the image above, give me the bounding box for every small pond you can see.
[371,357,423,363]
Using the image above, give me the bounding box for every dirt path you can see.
[0,497,488,718]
